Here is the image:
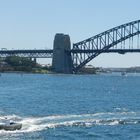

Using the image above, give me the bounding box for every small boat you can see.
[0,122,22,131]
[121,72,127,76]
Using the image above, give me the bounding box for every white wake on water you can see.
[0,111,140,134]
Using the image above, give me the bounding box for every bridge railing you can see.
[0,49,53,58]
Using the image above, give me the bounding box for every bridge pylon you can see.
[52,33,73,73]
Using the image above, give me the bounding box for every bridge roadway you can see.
[0,49,140,58]
[0,49,53,58]
[71,49,140,54]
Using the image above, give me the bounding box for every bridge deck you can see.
[0,49,140,58]
[70,49,140,54]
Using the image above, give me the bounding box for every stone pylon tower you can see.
[52,33,73,73]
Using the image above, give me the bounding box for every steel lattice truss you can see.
[0,50,53,58]
[72,20,140,72]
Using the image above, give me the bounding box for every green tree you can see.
[5,56,36,71]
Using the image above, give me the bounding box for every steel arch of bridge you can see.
[72,20,140,73]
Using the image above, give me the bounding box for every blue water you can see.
[0,73,140,139]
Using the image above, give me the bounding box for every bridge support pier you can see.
[52,33,73,73]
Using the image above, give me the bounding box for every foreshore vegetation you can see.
[0,56,51,74]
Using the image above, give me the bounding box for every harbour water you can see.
[0,73,140,139]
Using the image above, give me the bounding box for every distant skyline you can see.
[0,0,140,67]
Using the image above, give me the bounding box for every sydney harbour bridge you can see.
[0,20,140,73]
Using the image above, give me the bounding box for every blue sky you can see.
[0,0,140,67]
